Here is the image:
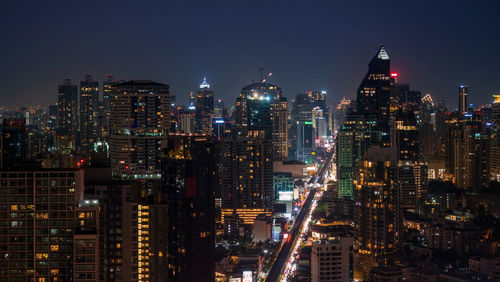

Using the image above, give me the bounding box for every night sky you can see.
[1,0,500,108]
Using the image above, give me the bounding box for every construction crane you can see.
[259,67,274,84]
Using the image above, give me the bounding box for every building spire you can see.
[373,45,390,61]
[200,77,210,89]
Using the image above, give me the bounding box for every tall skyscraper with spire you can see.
[356,46,391,118]
[458,85,469,113]
[195,77,214,135]
[337,46,395,198]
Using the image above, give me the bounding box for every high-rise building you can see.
[336,113,382,198]
[235,82,288,161]
[74,199,101,281]
[394,109,421,162]
[393,108,428,221]
[354,147,397,270]
[57,79,78,151]
[308,90,330,135]
[162,134,216,281]
[109,80,171,179]
[445,116,489,190]
[271,94,289,161]
[0,169,88,281]
[312,106,328,145]
[221,131,274,234]
[79,75,99,153]
[333,97,351,134]
[82,169,166,282]
[102,74,114,138]
[458,85,469,113]
[336,46,398,199]
[179,109,196,134]
[214,98,226,119]
[1,118,27,169]
[311,237,353,282]
[356,45,393,146]
[397,162,427,212]
[195,77,214,135]
[290,93,314,163]
[490,95,500,181]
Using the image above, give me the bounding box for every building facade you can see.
[79,75,99,154]
[109,80,171,179]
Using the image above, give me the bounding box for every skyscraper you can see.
[1,118,27,169]
[446,116,489,190]
[109,80,171,179]
[458,85,469,113]
[336,46,399,198]
[195,77,214,135]
[57,79,78,151]
[79,75,99,153]
[333,97,351,134]
[221,130,274,235]
[290,93,314,163]
[354,147,397,271]
[356,45,393,146]
[0,169,87,281]
[235,82,288,160]
[162,134,216,281]
[308,90,330,136]
[102,74,114,138]
[490,95,500,181]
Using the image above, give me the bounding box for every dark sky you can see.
[1,1,500,109]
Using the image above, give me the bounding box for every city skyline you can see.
[2,2,500,281]
[2,1,500,107]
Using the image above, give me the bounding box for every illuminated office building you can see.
[333,97,351,134]
[179,109,196,134]
[393,109,428,215]
[308,90,330,135]
[336,114,382,198]
[221,131,274,234]
[102,74,114,138]
[458,85,469,113]
[214,98,227,119]
[79,75,99,153]
[353,147,397,270]
[235,82,288,161]
[445,116,489,191]
[394,109,421,162]
[57,79,78,151]
[290,93,314,163]
[162,134,216,281]
[337,46,400,199]
[109,80,171,179]
[195,77,214,134]
[356,45,393,146]
[312,106,328,145]
[490,95,500,181]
